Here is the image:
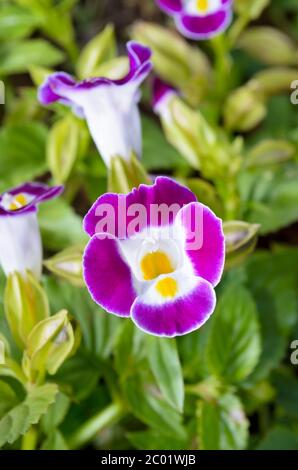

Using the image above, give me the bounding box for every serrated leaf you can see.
[207,285,261,383]
[0,383,58,448]
[146,336,184,412]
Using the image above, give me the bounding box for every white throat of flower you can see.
[184,0,221,15]
[1,192,33,211]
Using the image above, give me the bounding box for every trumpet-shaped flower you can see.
[83,177,225,337]
[0,183,63,278]
[156,0,233,40]
[38,42,152,167]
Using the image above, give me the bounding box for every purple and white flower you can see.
[83,177,225,337]
[156,0,233,40]
[38,42,152,167]
[0,183,63,278]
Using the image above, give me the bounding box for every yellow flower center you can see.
[156,277,178,298]
[140,251,174,281]
[9,193,28,211]
[196,0,209,13]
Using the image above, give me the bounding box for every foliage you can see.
[0,0,298,451]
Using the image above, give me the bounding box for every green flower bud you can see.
[245,140,296,169]
[224,221,260,269]
[131,22,211,105]
[4,272,50,350]
[92,57,129,80]
[22,310,78,381]
[76,24,116,79]
[251,68,298,96]
[47,113,90,184]
[224,85,266,132]
[44,245,84,287]
[108,153,151,194]
[234,0,270,20]
[238,27,298,66]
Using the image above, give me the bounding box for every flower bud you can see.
[131,22,211,105]
[4,272,50,350]
[22,310,78,381]
[76,24,116,79]
[224,85,266,132]
[92,57,129,80]
[251,68,298,96]
[108,153,151,194]
[234,0,270,20]
[47,114,90,184]
[44,245,84,287]
[224,221,260,269]
[245,140,296,169]
[238,27,298,66]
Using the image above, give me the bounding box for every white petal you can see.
[0,213,42,279]
[63,84,142,167]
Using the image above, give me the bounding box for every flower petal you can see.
[83,176,197,238]
[176,7,232,40]
[156,0,183,15]
[152,77,177,112]
[0,212,42,278]
[0,183,64,217]
[131,271,216,337]
[83,234,137,317]
[175,202,225,287]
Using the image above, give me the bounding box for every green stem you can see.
[68,402,126,449]
[21,426,38,450]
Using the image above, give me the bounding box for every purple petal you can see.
[38,72,76,105]
[131,275,216,337]
[38,42,152,106]
[176,8,232,40]
[152,77,177,111]
[176,202,225,287]
[83,234,137,317]
[156,0,182,15]
[83,176,197,238]
[0,183,64,217]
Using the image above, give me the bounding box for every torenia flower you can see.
[83,177,225,337]
[0,183,63,279]
[156,0,233,40]
[38,42,152,167]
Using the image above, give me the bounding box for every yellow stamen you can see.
[9,193,28,211]
[141,251,174,281]
[196,0,209,13]
[156,277,178,298]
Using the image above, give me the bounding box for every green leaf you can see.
[0,4,39,40]
[146,336,184,412]
[127,430,187,450]
[0,39,64,75]
[197,394,249,450]
[207,285,261,383]
[257,427,298,450]
[38,198,88,251]
[123,374,186,440]
[0,381,18,418]
[41,430,69,450]
[0,122,47,192]
[0,383,58,448]
[41,392,70,434]
[142,116,186,171]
